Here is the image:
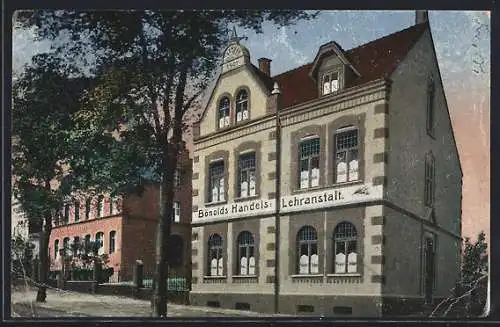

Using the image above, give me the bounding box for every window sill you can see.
[292,186,323,195]
[232,275,258,278]
[331,180,363,188]
[233,195,259,202]
[327,273,361,277]
[291,274,323,278]
[204,200,228,207]
[203,275,227,279]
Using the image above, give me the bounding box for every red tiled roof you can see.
[264,22,428,109]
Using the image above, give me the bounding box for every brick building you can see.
[190,11,462,316]
[49,150,193,282]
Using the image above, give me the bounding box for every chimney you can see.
[415,10,429,24]
[258,58,272,76]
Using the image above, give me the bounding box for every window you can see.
[95,232,104,255]
[237,231,256,276]
[174,168,181,187]
[84,234,91,254]
[63,237,70,257]
[334,222,358,274]
[299,137,320,189]
[85,198,91,219]
[297,226,319,274]
[335,128,359,183]
[73,236,80,255]
[209,161,225,203]
[109,231,116,254]
[236,90,249,122]
[54,240,59,258]
[238,152,257,198]
[322,71,339,95]
[64,204,70,224]
[109,196,114,215]
[74,201,80,222]
[208,234,224,276]
[173,201,181,223]
[97,195,104,217]
[426,80,435,135]
[425,154,435,207]
[218,97,230,128]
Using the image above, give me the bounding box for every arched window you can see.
[208,234,224,276]
[63,237,70,257]
[84,234,91,255]
[95,232,104,255]
[218,97,230,128]
[335,127,359,183]
[297,226,319,274]
[54,239,59,258]
[73,236,81,256]
[334,222,358,274]
[109,231,116,254]
[97,195,104,217]
[235,90,249,122]
[299,137,320,189]
[237,231,255,276]
[168,234,184,267]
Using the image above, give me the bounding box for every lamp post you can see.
[272,82,281,314]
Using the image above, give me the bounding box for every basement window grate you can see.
[207,301,220,308]
[333,306,353,315]
[297,305,315,313]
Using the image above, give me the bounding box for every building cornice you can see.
[194,78,391,152]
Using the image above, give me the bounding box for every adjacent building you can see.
[49,149,193,283]
[190,11,462,316]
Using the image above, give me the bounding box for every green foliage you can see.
[11,235,36,279]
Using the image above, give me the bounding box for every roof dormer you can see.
[309,41,360,96]
[221,27,251,74]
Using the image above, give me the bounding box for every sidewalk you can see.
[11,288,282,318]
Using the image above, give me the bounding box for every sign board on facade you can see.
[192,183,383,224]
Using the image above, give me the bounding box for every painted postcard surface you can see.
[10,10,489,318]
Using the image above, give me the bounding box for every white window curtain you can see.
[249,174,256,196]
[242,110,249,120]
[237,111,242,122]
[219,178,225,201]
[336,161,347,183]
[211,258,218,276]
[240,181,248,198]
[212,187,218,203]
[224,116,230,127]
[348,159,359,181]
[311,167,320,187]
[335,252,346,273]
[217,258,224,276]
[331,79,339,92]
[219,118,224,129]
[299,254,309,274]
[300,170,309,189]
[240,257,248,276]
[347,252,358,273]
[310,254,319,274]
[248,256,256,275]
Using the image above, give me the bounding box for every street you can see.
[11,288,280,318]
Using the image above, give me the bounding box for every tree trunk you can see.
[36,213,52,302]
[151,156,176,317]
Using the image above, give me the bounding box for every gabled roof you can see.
[309,41,361,81]
[262,22,429,109]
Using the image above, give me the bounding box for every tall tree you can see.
[15,9,319,316]
[12,53,91,302]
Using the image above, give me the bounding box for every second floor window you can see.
[209,161,225,203]
[74,201,80,222]
[54,239,59,258]
[63,237,70,256]
[425,154,435,207]
[299,137,320,189]
[322,71,339,95]
[85,199,91,219]
[109,231,116,254]
[109,196,114,215]
[218,97,230,128]
[236,90,249,122]
[64,204,70,224]
[238,152,256,198]
[173,201,180,223]
[335,128,359,183]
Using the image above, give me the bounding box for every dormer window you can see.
[322,71,339,95]
[218,97,230,129]
[236,90,249,123]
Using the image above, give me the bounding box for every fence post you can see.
[134,260,144,288]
